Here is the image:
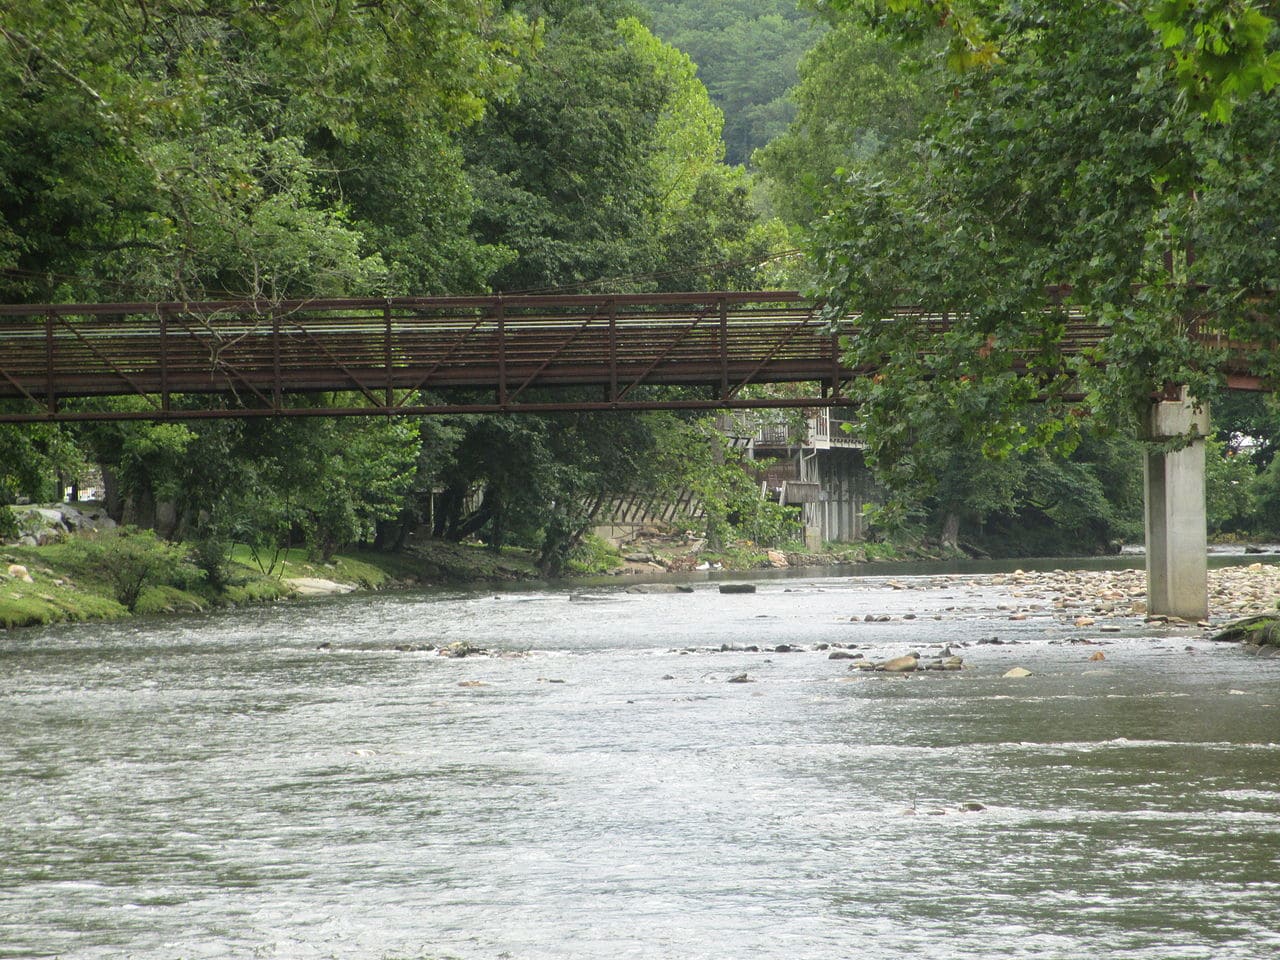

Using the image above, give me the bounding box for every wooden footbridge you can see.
[0,290,1264,422]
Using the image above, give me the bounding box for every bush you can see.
[190,533,234,591]
[565,534,623,575]
[0,505,17,541]
[82,528,200,611]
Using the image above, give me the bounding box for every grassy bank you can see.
[0,524,964,633]
[0,536,544,632]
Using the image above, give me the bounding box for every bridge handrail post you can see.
[719,297,728,401]
[44,308,56,417]
[608,299,618,405]
[159,306,170,414]
[496,296,507,408]
[271,308,282,413]
[384,301,393,410]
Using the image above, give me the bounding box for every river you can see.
[3,564,1279,959]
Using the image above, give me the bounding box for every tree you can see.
[637,1,820,165]
[808,0,1280,485]
[0,0,529,302]
[466,2,673,291]
[754,15,930,226]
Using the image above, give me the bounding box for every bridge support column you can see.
[1143,389,1210,621]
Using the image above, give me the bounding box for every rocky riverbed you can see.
[859,563,1280,626]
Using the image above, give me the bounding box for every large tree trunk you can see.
[940,511,961,550]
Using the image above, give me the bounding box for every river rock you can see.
[719,583,756,594]
[6,563,34,583]
[828,650,861,660]
[878,654,919,673]
[440,641,481,658]
[287,577,357,596]
[625,583,687,594]
[1003,666,1033,678]
[726,672,753,683]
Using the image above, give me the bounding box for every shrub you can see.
[82,528,200,611]
[0,505,17,541]
[190,533,234,591]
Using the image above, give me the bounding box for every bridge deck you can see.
[0,292,1262,422]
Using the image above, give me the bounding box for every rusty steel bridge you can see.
[0,291,1264,422]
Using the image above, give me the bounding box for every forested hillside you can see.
[637,0,818,166]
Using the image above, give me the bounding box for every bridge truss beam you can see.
[0,292,855,423]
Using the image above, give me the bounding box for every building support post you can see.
[1143,388,1210,621]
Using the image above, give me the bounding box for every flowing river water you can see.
[3,563,1280,960]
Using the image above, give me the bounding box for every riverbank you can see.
[854,564,1280,626]
[0,517,957,632]
[4,525,1278,633]
[0,537,544,631]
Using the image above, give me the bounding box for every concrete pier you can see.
[1143,390,1210,620]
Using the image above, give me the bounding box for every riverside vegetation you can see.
[4,1,1280,611]
[0,502,944,631]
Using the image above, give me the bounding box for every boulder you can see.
[719,583,757,594]
[6,563,34,583]
[286,577,357,596]
[440,641,482,658]
[878,654,919,673]
[1003,666,1033,678]
[1210,613,1280,647]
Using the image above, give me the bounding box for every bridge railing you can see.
[0,292,848,420]
[0,290,1265,422]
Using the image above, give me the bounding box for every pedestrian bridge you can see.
[0,290,1266,623]
[0,290,1262,422]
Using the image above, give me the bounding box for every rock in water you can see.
[878,654,919,673]
[719,583,757,594]
[726,673,754,683]
[1003,666,1033,678]
[1211,614,1280,647]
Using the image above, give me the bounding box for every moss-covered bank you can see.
[0,526,967,633]
[0,537,544,632]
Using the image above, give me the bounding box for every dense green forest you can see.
[2,0,1279,577]
[636,0,818,166]
[0,0,796,577]
[772,0,1280,548]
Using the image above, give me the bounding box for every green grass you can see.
[0,535,551,632]
[227,544,402,589]
[0,572,127,628]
